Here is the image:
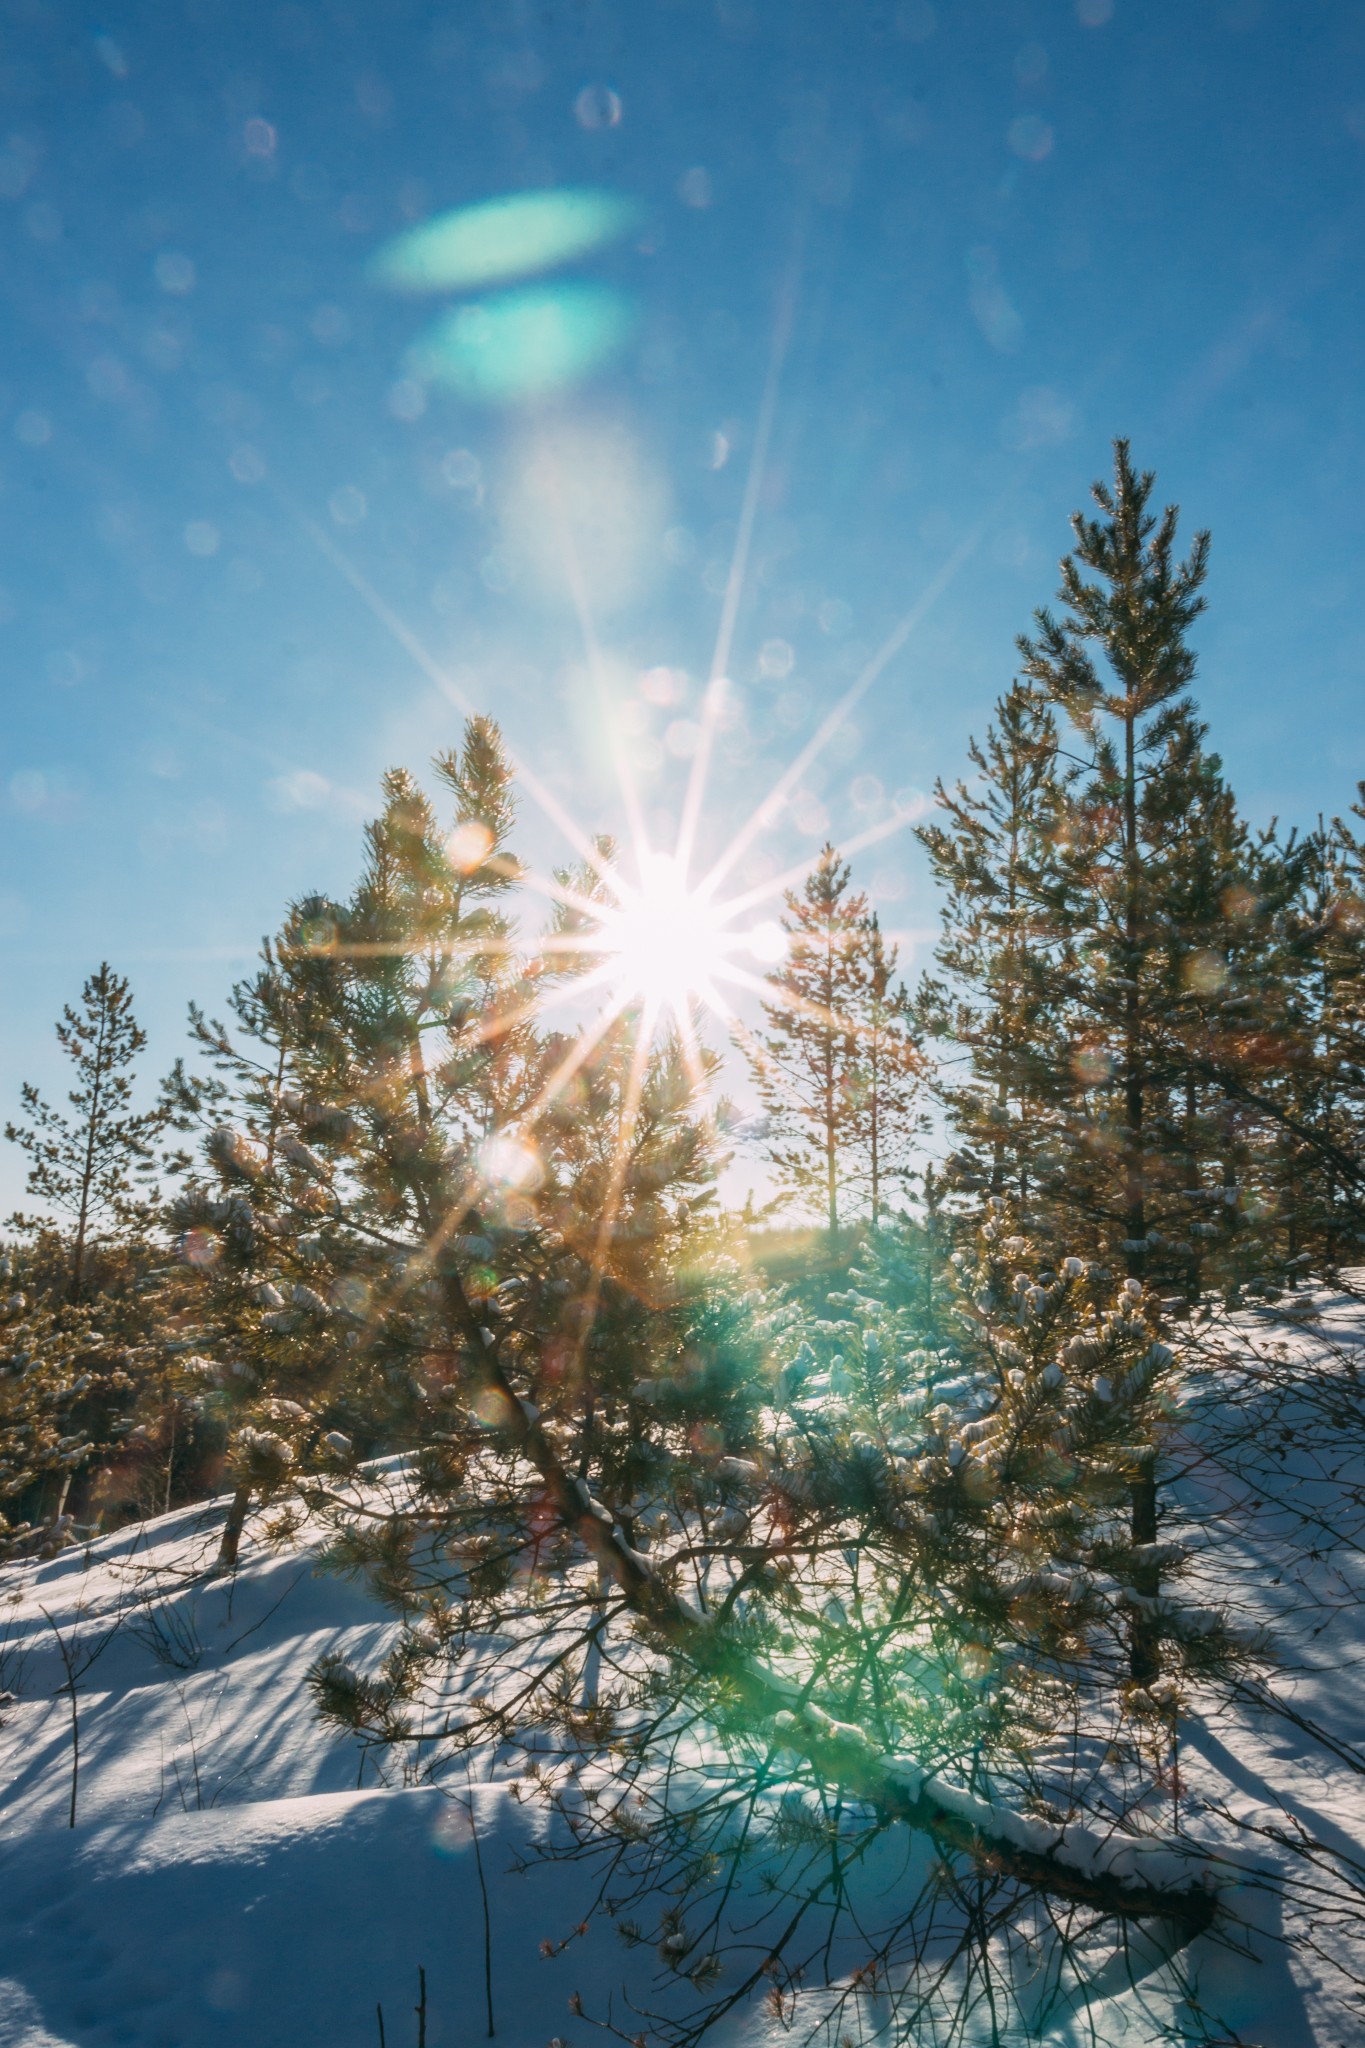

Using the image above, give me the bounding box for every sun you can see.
[596,854,734,1021]
[530,848,790,1055]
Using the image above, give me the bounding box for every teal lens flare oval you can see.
[371,188,643,294]
[406,282,639,404]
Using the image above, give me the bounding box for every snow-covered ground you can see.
[0,1491,642,2048]
[4,1291,1365,2047]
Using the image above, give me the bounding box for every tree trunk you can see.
[1129,1450,1161,1685]
[1119,706,1158,1684]
[216,1485,252,1572]
[1124,1040,1146,1274]
[264,1034,289,1172]
[163,1407,178,1517]
[70,996,112,1304]
[825,1051,838,1240]
[869,1030,881,1226]
[1184,1074,1202,1301]
[824,934,839,1241]
[1122,703,1147,1277]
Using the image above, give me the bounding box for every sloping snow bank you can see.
[0,1502,690,2048]
[3,1287,1365,2044]
[0,1782,598,2048]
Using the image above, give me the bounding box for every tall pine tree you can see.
[167,718,727,1571]
[917,679,1064,1214]
[1014,441,1215,1285]
[750,844,868,1237]
[7,964,164,1301]
[848,912,925,1225]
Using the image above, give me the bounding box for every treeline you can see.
[1,439,1362,1566]
[757,442,1365,1303]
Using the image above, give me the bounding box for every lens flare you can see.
[478,1133,544,1190]
[406,282,638,404]
[370,187,643,293]
[499,416,671,614]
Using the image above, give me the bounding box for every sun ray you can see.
[712,995,764,1075]
[712,803,926,924]
[674,255,801,881]
[457,960,622,1055]
[515,862,625,924]
[278,485,618,890]
[673,1000,722,1120]
[699,525,983,902]
[712,959,922,1065]
[390,976,644,1331]
[376,984,641,1324]
[511,988,635,1137]
[390,999,635,1308]
[568,999,657,1380]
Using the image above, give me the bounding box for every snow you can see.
[0,1507,687,2048]
[2,1288,1365,2044]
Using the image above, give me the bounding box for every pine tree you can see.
[817,1199,1248,1709]
[921,446,1295,1689]
[311,1199,1241,2034]
[1012,442,1216,1285]
[916,679,1064,1214]
[166,728,532,1569]
[1242,802,1365,1276]
[6,1220,192,1531]
[2,969,181,1534]
[0,1253,91,1556]
[165,718,727,1572]
[985,441,1300,1302]
[848,913,924,1225]
[1138,733,1308,1299]
[7,964,165,1301]
[923,450,1322,1303]
[277,724,1261,2031]
[750,844,869,1237]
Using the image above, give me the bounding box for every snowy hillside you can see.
[4,1291,1365,2048]
[0,1493,639,2048]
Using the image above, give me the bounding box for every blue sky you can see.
[2,0,1363,1207]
